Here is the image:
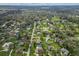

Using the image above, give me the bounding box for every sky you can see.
[0,0,79,3]
[0,3,79,6]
